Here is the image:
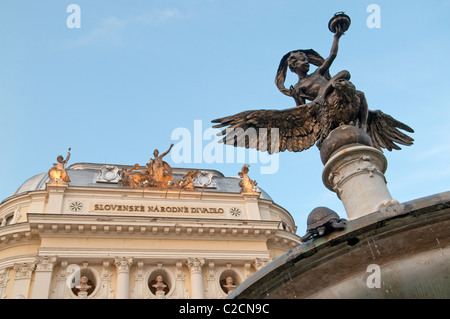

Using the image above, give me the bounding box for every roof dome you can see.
[13,172,47,195]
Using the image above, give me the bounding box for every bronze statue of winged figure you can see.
[212,13,414,154]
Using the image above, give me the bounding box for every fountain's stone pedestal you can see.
[321,126,398,220]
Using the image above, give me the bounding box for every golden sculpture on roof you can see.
[118,144,200,190]
[119,164,144,188]
[238,164,258,193]
[174,169,201,190]
[48,147,71,183]
[149,144,174,187]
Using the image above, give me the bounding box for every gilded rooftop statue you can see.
[238,164,258,193]
[48,147,71,183]
[149,144,174,187]
[118,144,201,190]
[212,12,414,154]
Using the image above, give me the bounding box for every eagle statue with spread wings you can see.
[211,13,414,155]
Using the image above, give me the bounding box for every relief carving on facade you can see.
[100,261,114,299]
[253,258,272,272]
[97,165,121,183]
[0,268,10,299]
[175,261,189,299]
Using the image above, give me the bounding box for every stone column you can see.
[187,258,205,299]
[31,256,57,299]
[321,126,399,220]
[114,257,133,299]
[323,145,398,220]
[12,262,36,299]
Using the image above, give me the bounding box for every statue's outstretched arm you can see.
[317,27,344,76]
[64,148,71,164]
[161,144,174,158]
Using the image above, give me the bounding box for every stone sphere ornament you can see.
[319,125,373,165]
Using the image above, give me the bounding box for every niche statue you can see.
[222,276,237,294]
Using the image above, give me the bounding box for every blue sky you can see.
[1,0,449,236]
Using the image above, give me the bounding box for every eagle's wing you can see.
[211,104,320,154]
[366,110,414,151]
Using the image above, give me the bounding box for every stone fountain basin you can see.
[228,191,450,299]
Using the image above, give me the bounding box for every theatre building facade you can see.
[0,158,300,299]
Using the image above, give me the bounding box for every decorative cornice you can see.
[33,247,272,262]
[0,223,35,244]
[0,215,300,252]
[27,213,289,240]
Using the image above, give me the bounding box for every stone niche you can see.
[219,269,241,296]
[147,268,172,298]
[70,268,96,298]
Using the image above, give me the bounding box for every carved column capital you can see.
[186,258,205,275]
[114,257,133,274]
[253,258,271,272]
[35,256,57,272]
[13,262,36,280]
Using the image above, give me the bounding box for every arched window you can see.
[5,215,14,225]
